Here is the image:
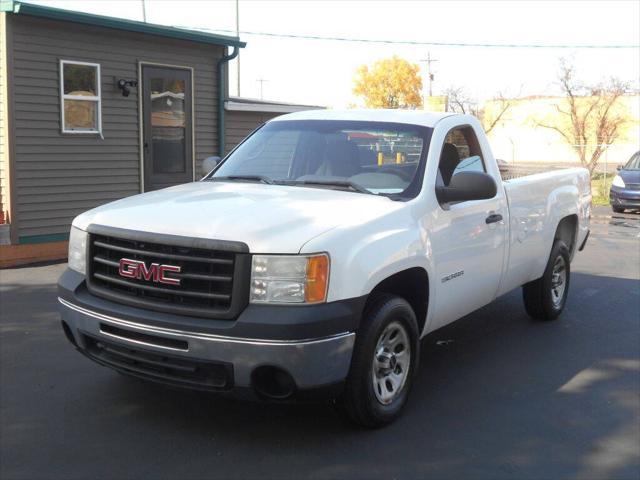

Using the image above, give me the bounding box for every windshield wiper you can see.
[209,175,274,185]
[282,179,372,194]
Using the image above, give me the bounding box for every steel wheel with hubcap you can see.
[372,321,411,405]
[523,239,571,321]
[342,293,419,428]
[550,255,566,308]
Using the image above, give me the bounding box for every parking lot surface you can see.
[1,207,639,480]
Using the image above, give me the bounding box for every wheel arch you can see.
[366,267,430,336]
[555,214,579,259]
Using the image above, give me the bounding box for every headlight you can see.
[612,175,625,188]
[250,254,329,304]
[68,226,87,274]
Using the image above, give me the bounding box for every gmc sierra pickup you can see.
[58,110,591,427]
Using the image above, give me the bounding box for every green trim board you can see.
[19,232,69,244]
[3,1,246,48]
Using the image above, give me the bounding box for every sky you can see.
[29,0,640,108]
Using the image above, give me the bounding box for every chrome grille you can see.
[86,227,250,319]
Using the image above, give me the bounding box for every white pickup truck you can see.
[58,110,591,427]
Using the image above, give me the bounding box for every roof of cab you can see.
[268,109,457,128]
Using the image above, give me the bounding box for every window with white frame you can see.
[60,60,101,134]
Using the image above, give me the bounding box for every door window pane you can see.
[152,127,186,173]
[150,77,186,174]
[151,79,185,127]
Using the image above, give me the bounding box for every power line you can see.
[183,26,640,49]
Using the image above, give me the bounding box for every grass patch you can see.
[591,172,613,206]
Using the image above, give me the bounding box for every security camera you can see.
[117,79,138,97]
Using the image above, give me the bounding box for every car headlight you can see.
[250,254,329,304]
[68,226,87,274]
[612,175,625,188]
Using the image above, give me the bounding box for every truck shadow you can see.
[103,272,640,478]
[1,270,638,479]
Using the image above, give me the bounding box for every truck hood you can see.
[73,181,402,253]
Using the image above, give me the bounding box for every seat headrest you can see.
[318,137,360,177]
[440,143,460,185]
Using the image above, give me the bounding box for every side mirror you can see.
[436,171,497,204]
[201,156,221,177]
[616,165,623,171]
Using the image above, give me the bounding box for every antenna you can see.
[256,78,269,100]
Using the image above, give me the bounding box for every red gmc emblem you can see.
[118,258,181,286]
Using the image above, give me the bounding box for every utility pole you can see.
[419,52,438,98]
[141,0,147,22]
[257,78,268,100]
[235,0,240,97]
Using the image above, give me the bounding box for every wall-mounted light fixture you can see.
[117,79,138,97]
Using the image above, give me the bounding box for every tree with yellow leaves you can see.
[353,56,423,109]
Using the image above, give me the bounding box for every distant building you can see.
[425,95,448,112]
[484,95,640,166]
[0,1,321,265]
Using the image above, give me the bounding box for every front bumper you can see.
[59,269,363,398]
[610,187,640,209]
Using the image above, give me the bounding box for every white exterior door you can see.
[428,124,508,330]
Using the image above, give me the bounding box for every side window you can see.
[60,60,101,134]
[437,126,485,186]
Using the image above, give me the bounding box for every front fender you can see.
[300,209,434,305]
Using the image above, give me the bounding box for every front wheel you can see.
[522,240,571,320]
[342,293,419,428]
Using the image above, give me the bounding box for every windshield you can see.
[208,120,432,198]
[624,152,640,170]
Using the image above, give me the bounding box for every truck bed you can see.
[498,167,591,297]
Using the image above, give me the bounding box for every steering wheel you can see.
[372,165,414,181]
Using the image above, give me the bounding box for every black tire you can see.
[612,206,625,214]
[342,293,419,428]
[522,240,571,321]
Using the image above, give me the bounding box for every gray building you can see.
[0,1,319,264]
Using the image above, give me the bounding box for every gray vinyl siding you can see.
[225,110,281,154]
[9,14,223,240]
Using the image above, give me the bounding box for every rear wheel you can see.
[342,293,419,428]
[522,240,570,321]
[612,206,625,213]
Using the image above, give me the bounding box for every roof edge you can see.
[4,1,246,48]
[226,98,325,113]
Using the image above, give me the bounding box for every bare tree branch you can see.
[444,87,513,134]
[535,59,630,175]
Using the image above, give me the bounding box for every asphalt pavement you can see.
[1,206,639,480]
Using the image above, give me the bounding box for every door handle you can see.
[486,213,503,224]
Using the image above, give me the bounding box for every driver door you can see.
[429,125,508,330]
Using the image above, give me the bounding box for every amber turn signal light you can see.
[305,254,329,303]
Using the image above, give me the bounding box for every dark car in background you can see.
[610,151,640,213]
